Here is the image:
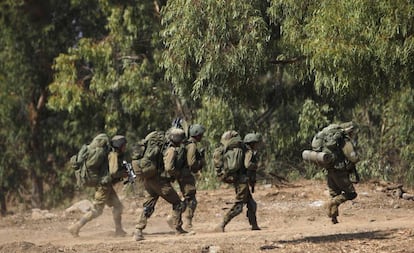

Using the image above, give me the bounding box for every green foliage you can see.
[161,0,269,102]
[297,99,331,145]
[1,0,414,211]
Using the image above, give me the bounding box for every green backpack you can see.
[312,124,345,153]
[70,133,110,188]
[213,136,245,183]
[133,131,167,179]
[311,124,347,168]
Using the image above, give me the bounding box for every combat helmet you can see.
[111,135,127,149]
[189,124,205,137]
[167,127,186,143]
[243,133,261,143]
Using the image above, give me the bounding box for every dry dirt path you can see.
[1,179,414,253]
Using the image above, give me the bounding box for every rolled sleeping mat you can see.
[302,150,333,166]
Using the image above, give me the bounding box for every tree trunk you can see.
[28,91,47,209]
[0,188,6,216]
[30,168,43,209]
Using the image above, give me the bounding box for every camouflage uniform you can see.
[177,124,205,229]
[243,133,261,230]
[134,128,187,241]
[324,123,359,224]
[215,131,260,232]
[69,135,127,237]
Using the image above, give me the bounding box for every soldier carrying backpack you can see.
[213,130,262,232]
[305,122,360,224]
[68,134,129,237]
[134,128,188,241]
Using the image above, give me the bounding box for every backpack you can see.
[311,124,347,168]
[70,133,111,188]
[213,136,245,183]
[133,131,167,179]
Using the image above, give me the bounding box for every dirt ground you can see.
[1,179,414,253]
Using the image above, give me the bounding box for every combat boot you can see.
[115,227,127,237]
[134,229,144,241]
[175,226,188,235]
[68,218,87,237]
[214,221,225,232]
[114,217,127,237]
[251,224,261,230]
[185,217,193,230]
[248,214,260,230]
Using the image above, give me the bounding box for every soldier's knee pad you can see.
[173,201,186,213]
[232,202,244,216]
[345,192,357,200]
[186,197,197,210]
[143,206,154,218]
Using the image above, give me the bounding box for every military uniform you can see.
[134,128,187,241]
[324,124,359,224]
[215,131,261,232]
[177,137,203,229]
[69,135,127,237]
[243,140,260,230]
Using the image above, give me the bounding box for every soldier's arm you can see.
[163,147,177,176]
[108,151,126,180]
[187,143,202,172]
[244,150,258,171]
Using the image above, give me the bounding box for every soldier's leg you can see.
[326,171,342,223]
[215,182,248,232]
[327,170,357,224]
[107,186,126,236]
[246,195,260,230]
[159,179,187,234]
[135,179,159,241]
[68,186,106,237]
[181,175,197,229]
[215,201,243,232]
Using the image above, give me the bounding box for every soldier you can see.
[68,135,128,237]
[214,130,261,232]
[178,124,206,229]
[134,128,187,241]
[316,122,360,224]
[243,133,262,230]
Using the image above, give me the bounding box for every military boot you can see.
[114,218,127,237]
[251,224,261,230]
[175,226,188,235]
[185,217,193,230]
[115,227,127,237]
[68,218,87,237]
[248,213,260,230]
[134,229,144,241]
[213,221,226,232]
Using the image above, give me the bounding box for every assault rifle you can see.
[122,161,137,185]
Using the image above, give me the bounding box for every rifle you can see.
[247,170,256,193]
[195,148,205,161]
[122,161,137,185]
